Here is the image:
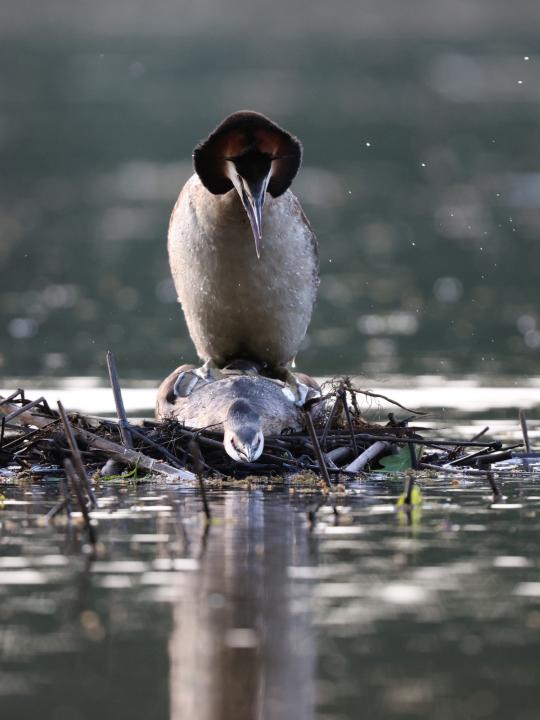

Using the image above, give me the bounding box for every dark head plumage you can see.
[193,111,303,257]
[193,110,302,198]
[224,397,264,463]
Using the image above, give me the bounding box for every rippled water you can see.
[2,3,540,379]
[3,4,540,715]
[1,386,539,720]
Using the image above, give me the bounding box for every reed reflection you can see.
[168,492,316,720]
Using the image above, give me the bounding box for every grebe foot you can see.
[278,369,321,407]
[172,360,223,398]
[198,359,224,381]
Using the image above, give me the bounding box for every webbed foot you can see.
[172,360,224,398]
[277,368,322,407]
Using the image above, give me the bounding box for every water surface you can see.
[2,2,540,378]
[1,385,539,720]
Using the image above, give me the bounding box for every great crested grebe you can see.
[167,110,319,374]
[156,362,320,463]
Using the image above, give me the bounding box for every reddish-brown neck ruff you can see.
[193,110,302,198]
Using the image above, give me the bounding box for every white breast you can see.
[168,174,319,368]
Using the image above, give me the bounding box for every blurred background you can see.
[1,0,539,381]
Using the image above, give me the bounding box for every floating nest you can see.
[0,375,519,485]
[2,360,530,548]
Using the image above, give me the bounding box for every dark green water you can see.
[1,2,540,380]
[1,5,540,715]
[1,438,539,720]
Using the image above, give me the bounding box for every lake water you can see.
[1,2,540,380]
[0,380,539,720]
[2,3,540,716]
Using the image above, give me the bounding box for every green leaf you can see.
[378,445,422,473]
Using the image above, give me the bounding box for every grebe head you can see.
[223,398,264,463]
[193,110,302,258]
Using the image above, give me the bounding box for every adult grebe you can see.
[156,362,320,463]
[167,111,319,374]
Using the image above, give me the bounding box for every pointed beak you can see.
[236,439,263,463]
[224,427,264,464]
[229,168,269,259]
[237,447,255,463]
[242,183,265,259]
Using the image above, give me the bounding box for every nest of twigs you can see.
[0,375,518,485]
